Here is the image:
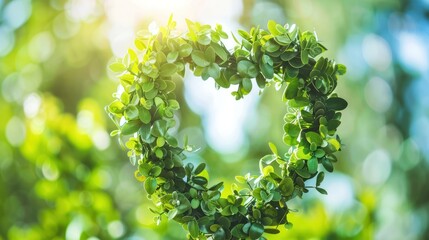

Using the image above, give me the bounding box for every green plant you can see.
[106,17,347,240]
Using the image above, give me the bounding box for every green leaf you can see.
[179,43,193,57]
[191,198,200,209]
[121,120,142,135]
[151,120,168,137]
[231,224,247,238]
[316,187,328,195]
[167,51,179,63]
[235,176,247,184]
[284,222,293,229]
[284,123,300,137]
[242,78,252,93]
[264,228,280,234]
[327,119,341,131]
[109,62,126,72]
[168,99,180,110]
[149,165,162,177]
[205,46,216,63]
[142,81,154,92]
[305,132,323,146]
[198,35,211,45]
[284,79,299,100]
[144,177,157,194]
[207,63,220,79]
[301,49,309,65]
[215,72,230,88]
[249,223,264,239]
[237,60,258,78]
[160,63,178,77]
[191,50,210,67]
[279,177,294,196]
[168,208,178,220]
[211,42,228,62]
[194,163,206,175]
[139,124,154,143]
[322,158,334,172]
[124,105,139,120]
[316,171,325,186]
[295,168,310,178]
[326,97,348,111]
[138,162,151,176]
[307,157,318,174]
[268,142,278,155]
[256,74,266,88]
[336,64,347,75]
[188,220,200,238]
[281,51,298,61]
[267,20,280,36]
[108,100,124,114]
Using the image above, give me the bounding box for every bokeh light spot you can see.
[398,32,429,74]
[24,93,42,118]
[3,0,32,29]
[107,220,125,238]
[364,77,392,113]
[362,149,392,185]
[6,117,26,147]
[28,32,56,62]
[0,25,15,57]
[362,34,392,71]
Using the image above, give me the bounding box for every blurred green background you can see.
[1,0,428,239]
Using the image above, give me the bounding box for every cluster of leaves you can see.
[106,17,347,240]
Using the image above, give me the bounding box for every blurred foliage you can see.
[0,0,428,240]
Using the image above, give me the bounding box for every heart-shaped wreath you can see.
[107,17,347,240]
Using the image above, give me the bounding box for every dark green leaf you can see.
[256,74,266,88]
[326,97,348,111]
[264,228,281,234]
[322,158,334,172]
[281,51,298,61]
[295,168,311,178]
[316,187,328,195]
[249,223,264,239]
[278,177,294,196]
[194,163,206,175]
[316,171,325,186]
